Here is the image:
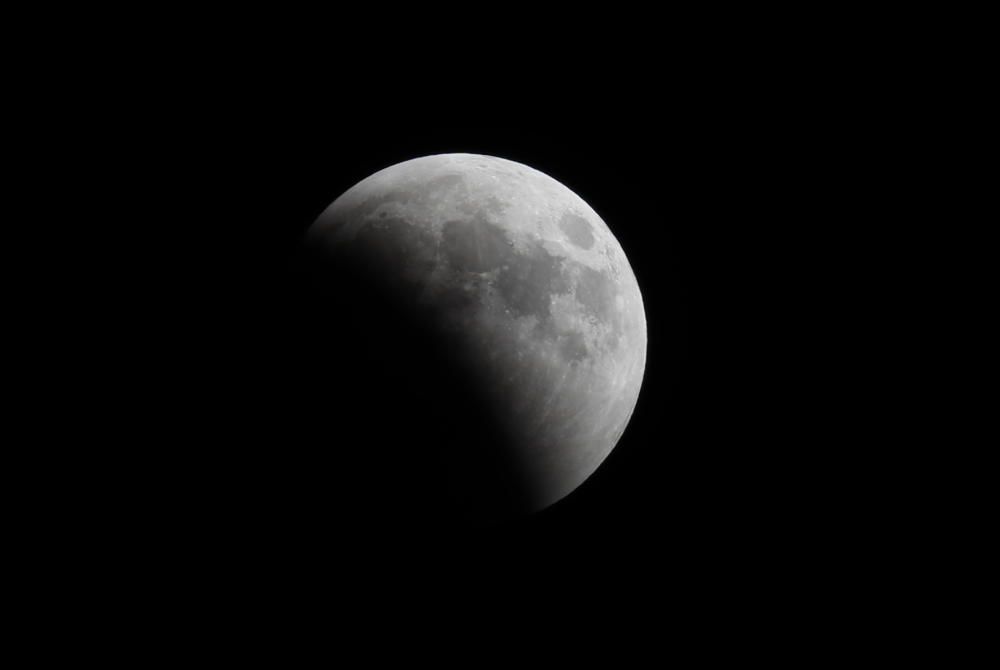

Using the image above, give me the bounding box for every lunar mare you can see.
[308,154,646,515]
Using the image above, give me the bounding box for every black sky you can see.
[14,8,954,657]
[49,31,889,626]
[142,109,849,583]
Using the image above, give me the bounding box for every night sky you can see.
[157,116,843,584]
[20,11,932,657]
[83,63,875,630]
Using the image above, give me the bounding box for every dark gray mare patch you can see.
[559,212,595,250]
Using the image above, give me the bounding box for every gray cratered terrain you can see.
[307,153,646,516]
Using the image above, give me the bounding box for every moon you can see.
[307,154,646,519]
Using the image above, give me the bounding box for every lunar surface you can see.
[307,153,646,517]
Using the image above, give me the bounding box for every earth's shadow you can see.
[264,240,538,536]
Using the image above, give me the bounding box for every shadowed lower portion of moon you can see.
[306,154,646,521]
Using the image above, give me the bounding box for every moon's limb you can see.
[309,154,646,514]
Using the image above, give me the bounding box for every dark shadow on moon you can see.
[128,241,538,580]
[281,239,540,528]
